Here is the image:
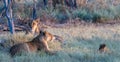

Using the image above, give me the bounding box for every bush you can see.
[1,0,120,24]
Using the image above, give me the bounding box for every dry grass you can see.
[0,24,120,62]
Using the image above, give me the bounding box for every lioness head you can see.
[35,30,56,55]
[38,30,55,42]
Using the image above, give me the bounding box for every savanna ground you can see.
[0,23,120,62]
[1,0,120,62]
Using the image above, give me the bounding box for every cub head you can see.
[31,18,40,34]
[31,19,39,28]
[99,44,109,53]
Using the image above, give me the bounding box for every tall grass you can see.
[0,25,120,62]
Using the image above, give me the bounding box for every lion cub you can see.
[98,44,109,53]
[31,18,40,34]
[31,18,49,35]
[9,30,56,56]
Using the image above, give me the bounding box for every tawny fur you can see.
[9,30,55,56]
[31,18,40,34]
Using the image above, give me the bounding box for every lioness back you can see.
[9,30,56,56]
[10,43,29,56]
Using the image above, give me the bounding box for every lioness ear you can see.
[39,30,42,34]
[43,32,45,36]
[36,18,40,23]
[39,30,44,35]
[39,30,46,36]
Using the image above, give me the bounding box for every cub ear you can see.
[36,18,40,23]
[99,44,106,50]
[31,21,35,26]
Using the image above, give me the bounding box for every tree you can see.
[43,0,48,7]
[65,0,77,8]
[3,0,15,34]
[32,0,37,20]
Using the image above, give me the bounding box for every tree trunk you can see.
[32,0,37,20]
[43,0,48,7]
[4,0,15,34]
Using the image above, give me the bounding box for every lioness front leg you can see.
[42,41,55,55]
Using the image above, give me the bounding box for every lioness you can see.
[9,30,56,56]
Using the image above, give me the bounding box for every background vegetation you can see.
[15,0,120,23]
[1,0,120,24]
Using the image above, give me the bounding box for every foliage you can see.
[1,0,120,23]
[12,5,120,23]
